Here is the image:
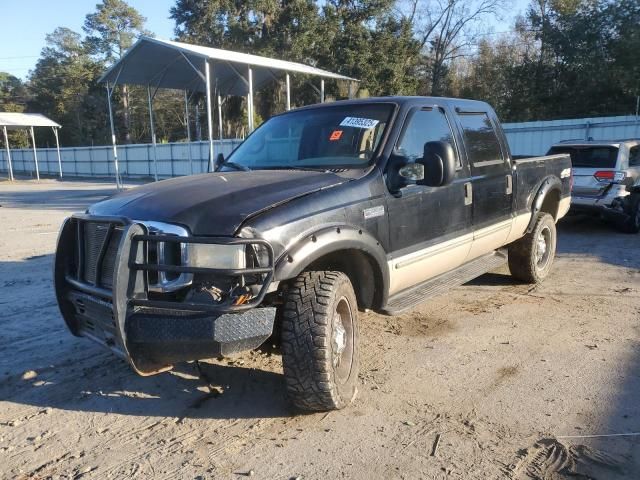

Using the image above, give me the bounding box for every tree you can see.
[404,0,505,96]
[28,28,107,146]
[83,0,150,143]
[170,0,422,130]
[455,0,640,122]
[0,72,29,147]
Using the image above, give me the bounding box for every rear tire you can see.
[508,213,557,284]
[281,271,359,411]
[621,194,640,234]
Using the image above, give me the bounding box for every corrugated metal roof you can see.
[0,112,61,129]
[99,36,357,96]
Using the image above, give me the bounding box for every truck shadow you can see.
[1,254,291,420]
[3,341,292,420]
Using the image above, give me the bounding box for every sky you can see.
[0,0,175,79]
[0,0,529,81]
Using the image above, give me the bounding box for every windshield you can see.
[548,146,618,169]
[224,104,394,170]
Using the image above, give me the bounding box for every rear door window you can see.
[457,113,504,166]
[629,146,640,167]
[548,146,618,168]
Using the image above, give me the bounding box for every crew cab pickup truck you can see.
[55,97,571,411]
[547,139,640,232]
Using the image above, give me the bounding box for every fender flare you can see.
[526,175,562,233]
[274,225,390,307]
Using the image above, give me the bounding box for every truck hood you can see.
[88,170,347,235]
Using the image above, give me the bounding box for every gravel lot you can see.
[1,179,639,480]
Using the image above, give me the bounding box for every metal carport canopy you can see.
[0,112,63,182]
[98,36,357,95]
[0,113,61,130]
[98,36,358,189]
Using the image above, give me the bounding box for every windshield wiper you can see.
[218,161,251,172]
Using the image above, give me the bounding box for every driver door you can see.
[385,106,473,295]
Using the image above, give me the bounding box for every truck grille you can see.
[81,221,123,288]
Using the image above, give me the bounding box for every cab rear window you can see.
[548,146,618,168]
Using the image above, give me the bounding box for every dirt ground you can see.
[1,178,639,480]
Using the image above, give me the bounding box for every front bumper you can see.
[54,215,276,375]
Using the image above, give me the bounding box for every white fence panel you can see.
[0,139,242,180]
[503,115,640,156]
[4,116,637,180]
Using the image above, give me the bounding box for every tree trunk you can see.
[122,84,132,144]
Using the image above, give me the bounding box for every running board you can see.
[381,250,508,315]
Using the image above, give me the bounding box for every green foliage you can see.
[83,0,150,62]
[170,0,422,123]
[0,72,29,147]
[28,28,108,146]
[457,0,640,121]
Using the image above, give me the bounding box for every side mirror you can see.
[417,141,456,187]
[215,152,225,171]
[398,163,425,182]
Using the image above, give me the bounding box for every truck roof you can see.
[290,96,493,113]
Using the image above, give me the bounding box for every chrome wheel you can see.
[535,226,552,268]
[332,296,354,384]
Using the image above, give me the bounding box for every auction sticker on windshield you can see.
[340,117,379,129]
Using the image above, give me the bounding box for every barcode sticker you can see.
[339,117,379,129]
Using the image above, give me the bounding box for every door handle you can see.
[464,182,473,206]
[506,174,513,195]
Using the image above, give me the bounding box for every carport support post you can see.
[147,85,159,181]
[53,127,62,178]
[286,73,291,111]
[248,66,254,133]
[217,94,223,140]
[2,126,14,181]
[106,83,122,189]
[205,59,215,172]
[184,90,193,175]
[320,79,325,103]
[29,126,40,181]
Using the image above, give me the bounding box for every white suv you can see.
[548,139,640,232]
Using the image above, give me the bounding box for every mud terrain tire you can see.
[508,213,557,284]
[281,271,359,411]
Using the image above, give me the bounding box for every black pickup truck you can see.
[55,97,571,411]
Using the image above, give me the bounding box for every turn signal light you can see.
[594,171,626,183]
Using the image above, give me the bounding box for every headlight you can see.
[188,244,246,269]
[135,220,192,293]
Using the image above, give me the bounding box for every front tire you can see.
[508,213,557,284]
[281,271,359,411]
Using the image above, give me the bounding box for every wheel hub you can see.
[332,313,347,367]
[536,234,547,262]
[535,226,552,268]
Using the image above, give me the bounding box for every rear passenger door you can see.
[455,110,513,258]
